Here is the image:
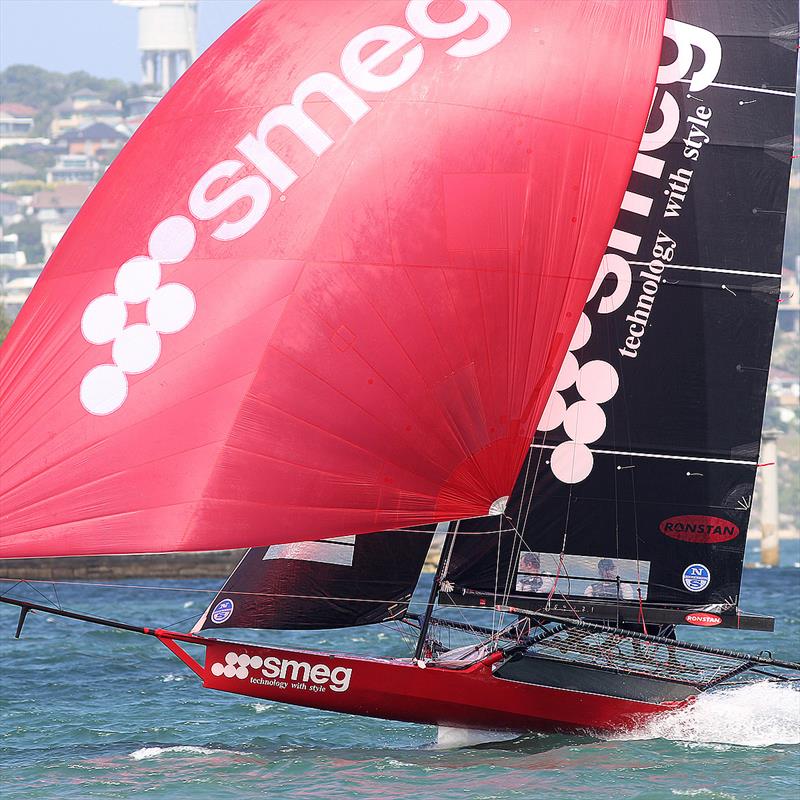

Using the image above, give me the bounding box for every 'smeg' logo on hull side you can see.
[210,651,352,692]
[660,515,739,544]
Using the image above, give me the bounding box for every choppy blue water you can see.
[1,542,798,800]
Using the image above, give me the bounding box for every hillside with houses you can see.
[0,65,159,309]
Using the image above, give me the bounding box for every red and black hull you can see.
[199,640,693,734]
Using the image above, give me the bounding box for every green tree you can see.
[6,219,44,264]
[1,64,148,138]
[0,304,12,347]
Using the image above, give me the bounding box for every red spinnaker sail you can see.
[0,0,665,557]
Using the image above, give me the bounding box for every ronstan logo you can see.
[684,611,722,627]
[659,515,739,544]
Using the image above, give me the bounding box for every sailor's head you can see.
[598,558,616,578]
[520,552,541,574]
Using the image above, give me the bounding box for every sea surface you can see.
[1,541,798,800]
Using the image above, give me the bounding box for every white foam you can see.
[435,726,517,748]
[617,681,800,747]
[129,745,242,761]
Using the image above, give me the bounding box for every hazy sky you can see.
[0,0,258,82]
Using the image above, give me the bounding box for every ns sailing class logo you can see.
[682,563,711,592]
[210,598,234,624]
[659,515,739,544]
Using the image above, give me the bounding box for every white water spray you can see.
[618,681,800,747]
[129,745,245,761]
[435,726,519,748]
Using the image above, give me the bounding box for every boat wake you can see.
[617,681,800,747]
[129,745,245,761]
[435,726,520,748]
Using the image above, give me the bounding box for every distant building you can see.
[125,95,162,118]
[0,103,38,119]
[50,90,124,138]
[0,103,37,146]
[115,0,197,92]
[0,231,42,317]
[769,368,800,406]
[32,183,93,222]
[0,233,26,269]
[0,192,20,224]
[47,154,102,184]
[41,220,70,261]
[57,122,129,159]
[0,158,37,186]
[777,262,799,334]
[1,273,42,318]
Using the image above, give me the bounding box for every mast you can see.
[414,523,457,661]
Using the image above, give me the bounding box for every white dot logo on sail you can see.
[73,2,515,416]
[537,311,620,485]
[79,216,197,416]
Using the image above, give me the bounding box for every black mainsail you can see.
[439,0,797,632]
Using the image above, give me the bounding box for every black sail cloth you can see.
[196,528,433,631]
[441,0,797,631]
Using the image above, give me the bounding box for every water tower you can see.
[115,0,198,92]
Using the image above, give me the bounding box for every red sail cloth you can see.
[0,0,665,557]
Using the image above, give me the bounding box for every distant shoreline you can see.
[0,543,445,581]
[1,532,796,582]
[0,550,246,581]
[748,529,800,540]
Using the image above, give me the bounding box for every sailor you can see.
[584,558,634,600]
[515,552,555,594]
